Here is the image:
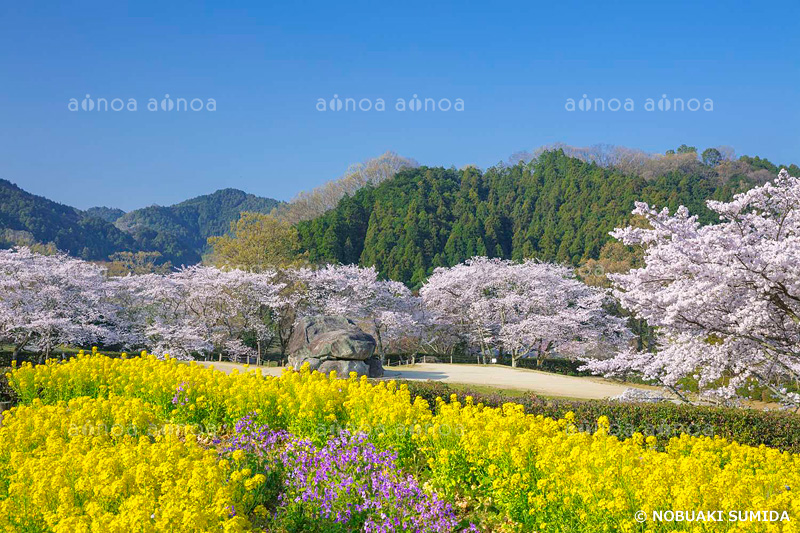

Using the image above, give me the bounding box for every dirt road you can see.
[196,361,645,400]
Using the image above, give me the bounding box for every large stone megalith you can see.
[287,315,384,378]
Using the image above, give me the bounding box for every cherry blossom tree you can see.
[586,169,800,406]
[0,247,122,361]
[416,313,467,363]
[260,268,306,362]
[420,257,504,363]
[420,257,629,367]
[117,266,284,361]
[372,291,424,356]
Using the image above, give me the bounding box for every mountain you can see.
[85,206,126,223]
[114,189,283,264]
[0,181,281,264]
[297,150,769,286]
[0,179,140,260]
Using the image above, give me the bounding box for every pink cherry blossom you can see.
[587,170,800,406]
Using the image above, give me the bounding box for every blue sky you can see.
[1,0,798,211]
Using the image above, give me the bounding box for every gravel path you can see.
[382,363,649,399]
[196,361,647,400]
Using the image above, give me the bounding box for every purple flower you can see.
[223,415,477,532]
[171,382,189,406]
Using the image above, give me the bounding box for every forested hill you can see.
[85,206,126,223]
[0,179,140,260]
[114,188,283,264]
[297,151,762,286]
[0,181,282,265]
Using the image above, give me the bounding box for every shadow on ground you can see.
[381,370,449,380]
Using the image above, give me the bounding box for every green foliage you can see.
[208,212,306,270]
[701,148,723,167]
[85,206,126,223]
[298,151,763,286]
[401,380,800,453]
[116,188,283,265]
[104,251,173,276]
[739,154,800,176]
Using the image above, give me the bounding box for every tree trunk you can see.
[374,327,386,363]
[537,341,554,368]
[39,342,51,365]
[279,326,291,358]
[13,333,32,358]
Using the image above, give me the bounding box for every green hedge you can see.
[511,358,593,376]
[399,380,800,453]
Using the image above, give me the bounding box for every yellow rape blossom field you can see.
[2,351,798,532]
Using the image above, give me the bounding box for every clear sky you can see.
[1,0,798,211]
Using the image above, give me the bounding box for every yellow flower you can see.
[5,352,800,533]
